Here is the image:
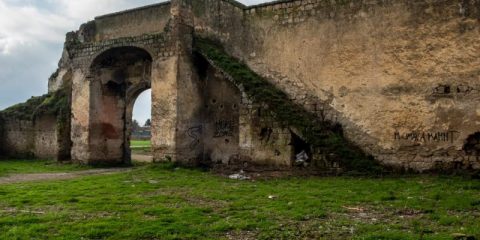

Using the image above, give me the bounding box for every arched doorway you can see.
[129,89,152,162]
[88,46,152,165]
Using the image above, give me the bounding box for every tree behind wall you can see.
[132,120,140,132]
[144,119,151,127]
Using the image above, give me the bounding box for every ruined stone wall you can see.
[0,115,58,159]
[11,0,477,171]
[1,118,35,158]
[0,88,71,160]
[92,2,172,42]
[33,115,59,159]
[202,63,241,165]
[191,0,247,56]
[198,53,295,167]
[239,103,294,167]
[49,2,173,93]
[235,0,480,171]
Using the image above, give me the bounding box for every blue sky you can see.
[0,0,268,125]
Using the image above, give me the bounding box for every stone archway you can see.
[125,84,152,162]
[88,46,152,165]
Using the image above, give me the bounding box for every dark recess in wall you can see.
[464,132,480,157]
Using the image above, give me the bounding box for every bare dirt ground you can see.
[132,154,153,163]
[0,168,130,184]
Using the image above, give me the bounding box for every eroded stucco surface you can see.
[1,0,479,171]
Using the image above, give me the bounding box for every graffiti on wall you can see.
[187,126,202,150]
[214,119,235,138]
[394,131,459,143]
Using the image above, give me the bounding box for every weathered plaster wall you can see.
[14,0,480,171]
[199,55,294,167]
[1,115,59,159]
[175,55,206,165]
[93,2,172,42]
[70,69,91,162]
[33,115,59,159]
[239,104,294,167]
[2,118,34,158]
[201,0,480,171]
[151,56,179,162]
[191,0,246,56]
[202,65,241,165]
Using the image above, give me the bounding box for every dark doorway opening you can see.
[291,131,312,166]
[464,132,480,157]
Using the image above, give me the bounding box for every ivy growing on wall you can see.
[195,38,382,173]
[0,88,69,121]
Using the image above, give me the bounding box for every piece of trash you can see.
[148,180,158,184]
[228,170,250,180]
[268,195,277,199]
[295,150,309,167]
[452,233,476,240]
[342,206,365,212]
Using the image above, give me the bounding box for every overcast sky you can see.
[0,0,267,125]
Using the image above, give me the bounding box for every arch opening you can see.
[129,89,152,162]
[88,46,152,164]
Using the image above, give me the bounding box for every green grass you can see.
[0,160,479,239]
[130,140,151,148]
[130,140,151,154]
[0,159,90,177]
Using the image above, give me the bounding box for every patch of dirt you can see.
[149,188,228,209]
[211,166,332,180]
[211,163,335,180]
[132,154,153,163]
[225,230,258,240]
[0,168,130,184]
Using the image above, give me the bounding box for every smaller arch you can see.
[127,88,152,162]
[90,45,154,70]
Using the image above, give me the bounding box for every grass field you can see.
[130,140,151,154]
[0,160,479,239]
[0,159,90,177]
[130,140,151,148]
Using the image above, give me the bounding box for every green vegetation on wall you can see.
[195,38,382,173]
[0,86,71,160]
[0,88,69,121]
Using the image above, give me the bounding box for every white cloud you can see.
[0,1,73,54]
[51,0,160,21]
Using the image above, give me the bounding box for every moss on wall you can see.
[0,87,71,160]
[0,89,69,122]
[195,38,382,173]
[1,95,49,121]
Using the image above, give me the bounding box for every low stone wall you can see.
[1,118,35,158]
[91,2,171,42]
[0,89,71,160]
